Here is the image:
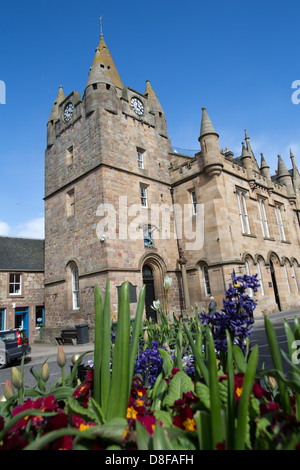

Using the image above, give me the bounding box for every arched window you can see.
[245,259,253,297]
[72,265,80,310]
[292,263,299,293]
[202,265,211,297]
[256,260,265,296]
[284,262,291,294]
[66,261,80,311]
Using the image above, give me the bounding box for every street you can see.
[0,311,299,399]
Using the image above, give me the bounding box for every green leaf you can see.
[106,282,130,420]
[207,328,224,449]
[153,423,174,450]
[265,315,291,414]
[163,371,194,408]
[234,344,259,450]
[174,330,183,370]
[232,344,247,373]
[129,284,146,387]
[194,410,212,450]
[195,382,210,411]
[136,419,152,450]
[93,284,103,406]
[183,323,209,385]
[153,410,173,428]
[100,279,111,417]
[158,348,173,377]
[67,396,96,422]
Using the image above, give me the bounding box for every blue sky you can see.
[0,0,300,238]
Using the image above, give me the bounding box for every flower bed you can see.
[1,274,300,450]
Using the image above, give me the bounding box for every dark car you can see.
[0,329,31,369]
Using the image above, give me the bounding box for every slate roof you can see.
[0,237,44,271]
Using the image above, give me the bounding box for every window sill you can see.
[263,237,275,241]
[242,233,257,238]
[281,240,291,244]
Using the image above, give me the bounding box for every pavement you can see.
[28,309,300,362]
[29,341,94,363]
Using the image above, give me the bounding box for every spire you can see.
[290,149,300,191]
[48,85,65,122]
[86,34,123,90]
[199,107,219,139]
[144,80,168,138]
[260,152,269,170]
[241,141,251,160]
[277,154,290,178]
[144,80,163,112]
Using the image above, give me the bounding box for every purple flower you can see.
[134,340,165,386]
[200,271,260,354]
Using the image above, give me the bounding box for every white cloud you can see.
[16,217,45,239]
[0,222,10,236]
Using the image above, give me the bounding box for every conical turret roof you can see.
[199,107,219,138]
[48,85,65,122]
[260,153,269,170]
[277,154,290,178]
[86,34,123,89]
[144,80,163,113]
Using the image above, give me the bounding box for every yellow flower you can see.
[122,424,129,440]
[235,386,243,398]
[126,406,138,420]
[79,423,91,432]
[183,417,196,431]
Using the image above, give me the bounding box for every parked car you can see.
[0,329,31,369]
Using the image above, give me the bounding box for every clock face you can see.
[131,97,144,116]
[64,102,74,122]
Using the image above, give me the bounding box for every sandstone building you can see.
[43,32,300,339]
[0,237,44,342]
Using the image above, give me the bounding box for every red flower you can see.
[173,406,197,431]
[259,401,280,416]
[137,415,156,436]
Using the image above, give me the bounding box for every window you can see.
[140,185,148,208]
[72,266,80,310]
[9,273,22,295]
[284,263,291,294]
[257,199,270,238]
[66,145,73,166]
[35,306,45,328]
[66,188,75,217]
[236,190,250,234]
[202,265,211,296]
[292,265,299,293]
[245,260,253,297]
[190,190,198,215]
[137,150,144,169]
[275,205,286,241]
[256,261,265,296]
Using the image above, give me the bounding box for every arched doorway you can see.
[270,260,281,311]
[142,264,157,323]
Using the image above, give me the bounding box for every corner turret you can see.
[47,86,65,147]
[198,107,223,177]
[277,154,296,202]
[144,80,168,138]
[84,34,122,116]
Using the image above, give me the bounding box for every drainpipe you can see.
[170,187,190,309]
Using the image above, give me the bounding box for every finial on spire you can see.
[100,15,103,36]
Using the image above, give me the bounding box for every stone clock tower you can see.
[44,32,182,334]
[44,28,300,340]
